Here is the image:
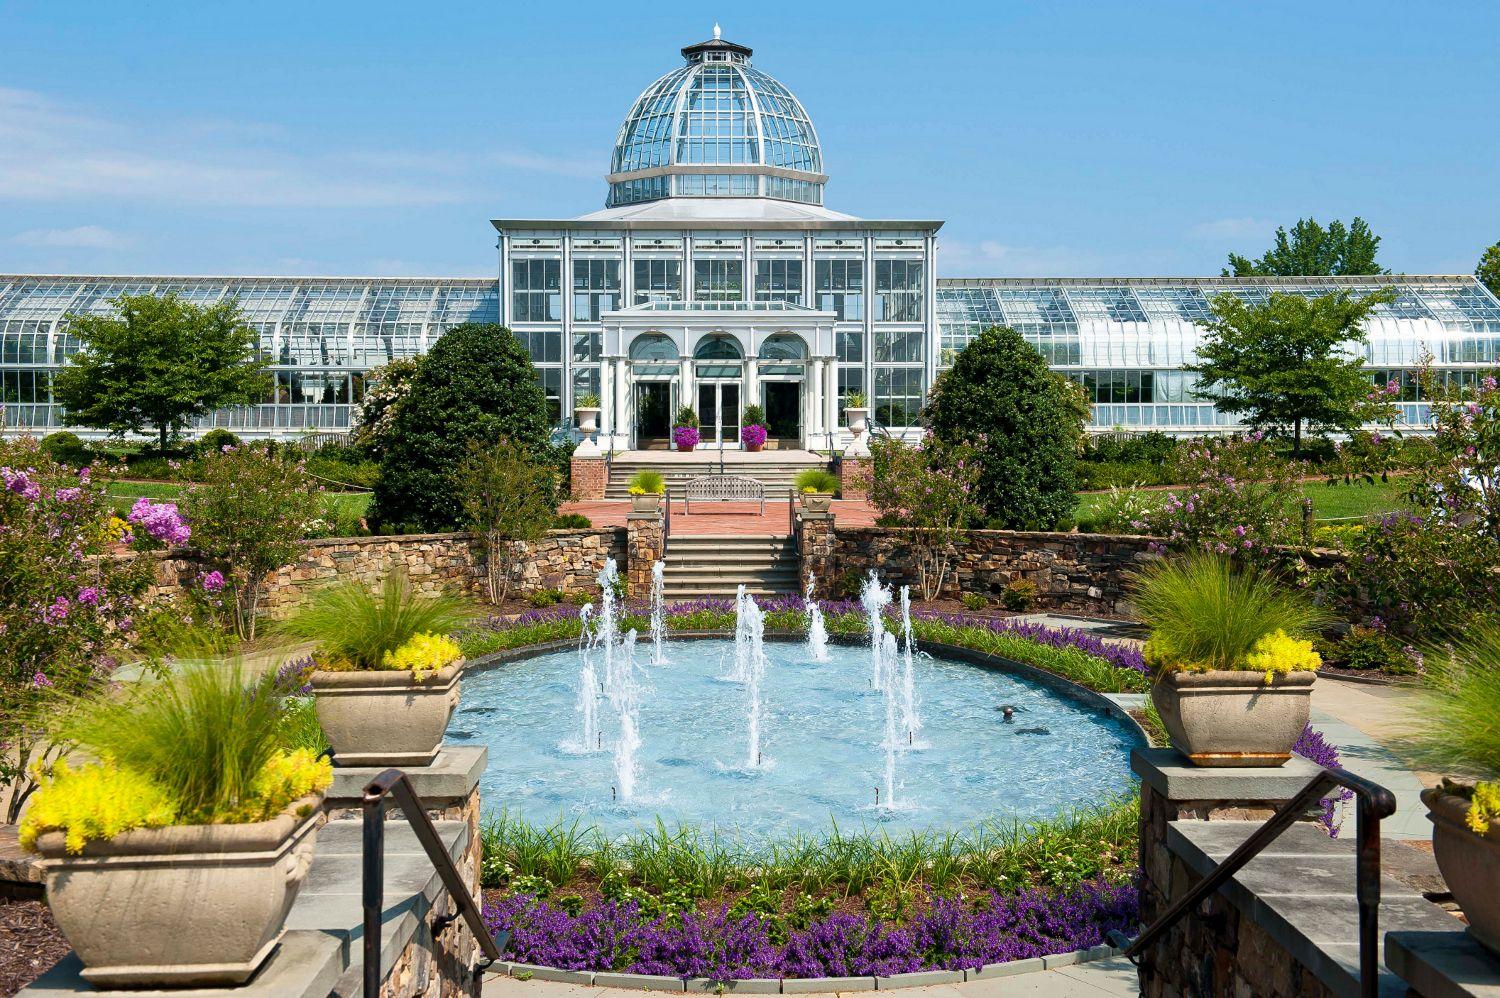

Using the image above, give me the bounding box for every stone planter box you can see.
[631,493,663,514]
[30,794,323,988]
[800,493,833,513]
[1150,669,1314,767]
[310,660,462,766]
[1424,786,1500,955]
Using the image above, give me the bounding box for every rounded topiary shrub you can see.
[39,431,90,467]
[195,428,241,454]
[923,326,1086,530]
[370,324,550,532]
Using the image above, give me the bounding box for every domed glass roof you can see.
[607,29,825,208]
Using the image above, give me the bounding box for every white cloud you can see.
[0,88,593,209]
[1189,216,1277,240]
[10,225,130,249]
[937,239,1107,278]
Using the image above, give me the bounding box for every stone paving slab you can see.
[1387,930,1500,998]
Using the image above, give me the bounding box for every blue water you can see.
[448,637,1138,843]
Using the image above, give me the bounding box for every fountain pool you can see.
[448,636,1139,843]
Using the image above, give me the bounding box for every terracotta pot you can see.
[1424,787,1500,955]
[631,493,662,514]
[745,442,764,452]
[800,493,833,513]
[32,795,323,987]
[309,660,462,766]
[1150,669,1315,767]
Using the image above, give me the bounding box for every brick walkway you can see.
[559,499,878,536]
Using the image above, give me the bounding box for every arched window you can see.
[694,335,742,378]
[629,333,678,376]
[759,332,807,375]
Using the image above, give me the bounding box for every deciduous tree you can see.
[1223,217,1384,277]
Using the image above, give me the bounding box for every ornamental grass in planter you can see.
[275,571,473,767]
[794,468,839,512]
[627,470,665,513]
[1410,624,1500,954]
[20,663,333,987]
[1132,554,1327,767]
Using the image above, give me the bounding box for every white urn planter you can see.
[31,795,323,987]
[844,406,870,435]
[1150,669,1315,767]
[1423,786,1500,955]
[630,493,663,514]
[309,660,462,766]
[575,405,601,438]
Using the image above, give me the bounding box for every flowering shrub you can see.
[672,425,700,450]
[864,434,983,600]
[382,632,463,680]
[1137,434,1305,559]
[179,444,323,638]
[0,437,158,822]
[126,497,191,547]
[741,423,768,448]
[484,880,1138,979]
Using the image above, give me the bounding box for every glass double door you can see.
[696,381,741,447]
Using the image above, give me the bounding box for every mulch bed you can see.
[0,898,68,996]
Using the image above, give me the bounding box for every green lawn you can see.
[1074,478,1410,524]
[106,481,371,521]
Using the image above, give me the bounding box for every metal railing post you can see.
[361,789,385,998]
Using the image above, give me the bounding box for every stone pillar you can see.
[839,456,871,501]
[570,453,606,500]
[626,507,663,598]
[1131,746,1329,998]
[797,508,835,595]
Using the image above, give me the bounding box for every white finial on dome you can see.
[712,22,721,40]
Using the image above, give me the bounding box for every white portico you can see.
[596,300,839,451]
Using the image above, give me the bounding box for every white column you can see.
[599,358,614,439]
[810,358,826,438]
[679,355,693,419]
[824,357,839,444]
[744,355,759,409]
[614,358,630,447]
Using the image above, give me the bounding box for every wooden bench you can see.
[683,474,765,515]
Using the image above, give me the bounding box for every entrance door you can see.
[635,382,671,445]
[763,382,801,444]
[696,382,741,447]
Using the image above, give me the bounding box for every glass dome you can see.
[607,29,825,208]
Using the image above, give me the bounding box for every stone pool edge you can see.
[487,943,1124,991]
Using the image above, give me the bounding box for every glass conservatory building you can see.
[3,30,1499,446]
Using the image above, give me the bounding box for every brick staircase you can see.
[605,450,827,499]
[662,534,800,598]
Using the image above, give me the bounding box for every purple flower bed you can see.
[1293,724,1355,835]
[484,880,1137,980]
[911,610,1148,676]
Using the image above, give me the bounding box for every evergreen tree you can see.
[1477,241,1500,298]
[370,324,550,531]
[922,326,1087,529]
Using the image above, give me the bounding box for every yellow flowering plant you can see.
[382,632,463,681]
[18,761,177,855]
[1467,781,1499,836]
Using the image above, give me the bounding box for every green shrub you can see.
[554,513,592,529]
[924,326,1085,529]
[1001,578,1038,612]
[1132,554,1326,674]
[195,428,241,454]
[628,469,665,495]
[960,592,987,611]
[39,431,90,467]
[1324,625,1417,674]
[567,589,594,606]
[793,468,840,495]
[673,405,699,429]
[304,454,379,490]
[123,455,176,481]
[527,589,564,608]
[1081,432,1180,466]
[273,571,473,670]
[370,324,550,531]
[1412,624,1500,779]
[742,403,766,427]
[1078,460,1168,490]
[835,568,864,599]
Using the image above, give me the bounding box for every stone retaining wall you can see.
[150,527,626,615]
[831,527,1159,614]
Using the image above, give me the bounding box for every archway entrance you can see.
[758,333,808,446]
[694,335,743,448]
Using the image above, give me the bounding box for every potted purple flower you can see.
[741,423,768,452]
[672,406,700,453]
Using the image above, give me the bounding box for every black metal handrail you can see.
[662,486,671,554]
[787,490,795,537]
[1107,765,1396,998]
[362,769,506,998]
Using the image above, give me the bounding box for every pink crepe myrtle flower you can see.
[2,467,41,501]
[33,671,53,689]
[43,596,70,623]
[200,570,226,592]
[77,586,101,605]
[127,497,191,546]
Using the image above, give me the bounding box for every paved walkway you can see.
[560,499,879,535]
[484,956,1139,997]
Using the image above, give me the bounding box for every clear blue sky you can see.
[2,0,1496,279]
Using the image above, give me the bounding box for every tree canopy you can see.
[1223,217,1385,277]
[52,294,269,451]
[922,326,1087,530]
[1478,241,1500,298]
[1192,290,1393,453]
[369,323,551,532]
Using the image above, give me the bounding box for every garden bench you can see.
[683,474,765,515]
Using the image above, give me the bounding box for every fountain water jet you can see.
[898,586,922,745]
[573,603,599,752]
[739,593,770,768]
[649,560,667,665]
[805,574,830,663]
[612,630,642,800]
[859,571,892,687]
[729,584,751,682]
[877,630,902,807]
